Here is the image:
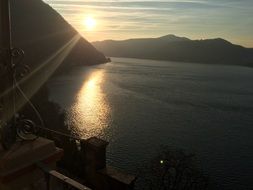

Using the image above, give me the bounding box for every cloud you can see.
[43,0,253,47]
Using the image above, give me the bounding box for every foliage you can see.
[138,146,208,190]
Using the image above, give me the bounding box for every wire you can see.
[35,125,82,141]
[14,78,81,140]
[14,77,45,128]
[11,48,45,128]
[11,48,83,141]
[13,69,16,127]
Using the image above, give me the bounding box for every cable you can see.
[11,48,45,128]
[14,78,77,139]
[35,125,82,141]
[11,48,83,141]
[14,79,81,141]
[13,70,16,127]
[14,76,46,128]
[13,68,81,140]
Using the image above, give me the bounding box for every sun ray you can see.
[0,34,81,122]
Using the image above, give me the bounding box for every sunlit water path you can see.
[68,69,111,138]
[49,57,253,190]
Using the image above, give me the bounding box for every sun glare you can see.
[83,16,96,31]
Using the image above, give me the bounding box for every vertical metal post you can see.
[45,172,51,190]
[0,0,12,49]
[0,0,14,124]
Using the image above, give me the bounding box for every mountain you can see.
[93,35,253,66]
[157,34,190,42]
[11,0,107,72]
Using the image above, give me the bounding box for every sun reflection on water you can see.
[68,70,110,138]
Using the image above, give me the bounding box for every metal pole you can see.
[0,0,12,50]
[0,0,14,123]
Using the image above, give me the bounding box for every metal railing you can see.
[37,162,91,190]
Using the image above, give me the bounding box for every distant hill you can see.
[93,35,253,66]
[11,0,107,72]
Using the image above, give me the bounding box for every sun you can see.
[83,16,96,31]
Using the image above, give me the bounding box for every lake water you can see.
[49,57,253,189]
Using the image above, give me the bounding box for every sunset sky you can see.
[43,0,253,47]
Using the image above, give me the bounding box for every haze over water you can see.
[49,58,253,189]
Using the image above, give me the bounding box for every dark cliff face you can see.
[10,0,107,71]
